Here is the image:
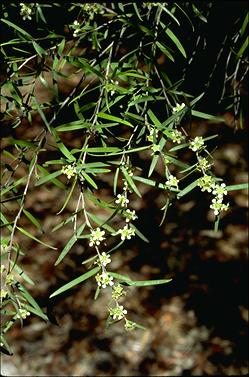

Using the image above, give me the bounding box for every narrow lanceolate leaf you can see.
[55,224,86,266]
[81,171,98,189]
[49,266,100,298]
[35,170,62,186]
[165,27,187,58]
[148,137,166,177]
[191,110,224,121]
[130,224,149,243]
[121,167,142,197]
[18,283,48,320]
[124,278,172,287]
[1,19,33,39]
[36,166,66,189]
[98,112,133,127]
[16,226,57,250]
[226,183,248,191]
[177,179,199,198]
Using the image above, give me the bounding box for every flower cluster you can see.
[0,289,8,300]
[105,79,119,97]
[151,144,161,154]
[172,102,186,113]
[166,174,179,189]
[111,284,125,300]
[20,3,36,20]
[171,129,185,144]
[115,194,129,207]
[210,198,229,216]
[212,182,228,199]
[61,164,77,180]
[17,309,30,319]
[5,274,14,285]
[197,157,212,172]
[95,272,114,288]
[189,136,205,152]
[124,209,137,223]
[210,182,229,216]
[197,175,216,192]
[109,304,127,320]
[72,20,81,37]
[89,227,106,247]
[117,224,135,241]
[98,252,111,267]
[81,3,104,20]
[147,127,159,142]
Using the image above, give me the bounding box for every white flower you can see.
[171,129,185,144]
[197,157,211,172]
[20,3,35,20]
[109,305,127,320]
[165,174,179,189]
[147,128,158,142]
[0,289,8,300]
[124,209,137,223]
[172,103,185,113]
[115,194,129,207]
[89,227,105,247]
[210,198,229,216]
[112,284,125,300]
[117,225,135,241]
[212,183,228,199]
[0,265,5,273]
[189,136,205,152]
[197,175,216,192]
[61,164,77,180]
[99,252,111,267]
[151,144,161,153]
[17,309,30,319]
[95,272,114,288]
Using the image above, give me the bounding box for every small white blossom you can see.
[124,320,136,331]
[95,272,114,288]
[210,198,229,216]
[197,175,216,192]
[212,183,228,199]
[20,3,35,20]
[117,225,135,241]
[112,284,125,300]
[61,164,77,180]
[109,305,127,320]
[89,227,105,247]
[171,129,185,144]
[151,144,161,153]
[147,128,158,142]
[0,265,5,273]
[115,194,129,207]
[189,136,205,152]
[17,309,30,319]
[172,103,186,113]
[197,157,212,172]
[165,174,179,189]
[99,252,111,267]
[0,289,8,300]
[124,209,137,223]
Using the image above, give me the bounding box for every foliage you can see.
[0,2,248,354]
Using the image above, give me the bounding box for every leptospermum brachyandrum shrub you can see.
[0,2,248,353]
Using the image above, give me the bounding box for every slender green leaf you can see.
[125,278,172,287]
[35,170,62,186]
[165,27,187,58]
[98,112,133,127]
[49,267,100,298]
[121,167,142,197]
[16,226,57,250]
[226,183,248,191]
[177,179,199,198]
